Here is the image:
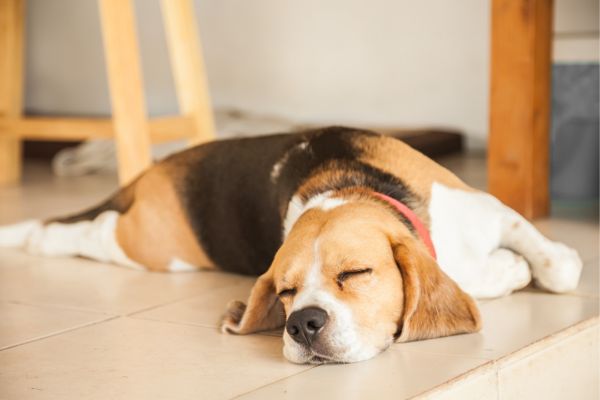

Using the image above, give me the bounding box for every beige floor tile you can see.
[0,302,112,350]
[0,248,248,315]
[576,257,599,297]
[533,218,599,263]
[396,292,598,360]
[498,324,598,400]
[0,163,117,224]
[131,279,286,338]
[132,278,256,328]
[0,317,310,400]
[237,347,492,400]
[416,362,498,400]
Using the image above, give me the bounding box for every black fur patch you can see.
[295,160,419,233]
[170,126,419,275]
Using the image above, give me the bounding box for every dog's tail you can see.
[47,178,137,225]
[0,179,137,252]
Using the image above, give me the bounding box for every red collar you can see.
[373,192,437,260]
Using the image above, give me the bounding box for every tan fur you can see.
[356,135,473,223]
[116,166,215,271]
[222,269,285,334]
[392,237,481,341]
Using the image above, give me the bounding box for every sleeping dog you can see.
[0,126,582,364]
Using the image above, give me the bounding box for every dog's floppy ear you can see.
[221,269,285,335]
[393,239,481,342]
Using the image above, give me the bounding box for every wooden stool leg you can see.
[161,0,215,146]
[99,0,152,185]
[488,0,553,219]
[0,0,24,185]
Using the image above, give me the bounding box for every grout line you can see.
[519,289,599,300]
[124,295,202,317]
[554,31,599,39]
[2,279,248,319]
[389,344,493,362]
[483,290,600,303]
[126,314,282,338]
[125,281,252,317]
[227,365,320,400]
[3,300,113,316]
[562,292,599,299]
[410,360,498,399]
[495,361,501,400]
[0,316,120,352]
[2,299,120,315]
[127,315,221,331]
[494,316,599,368]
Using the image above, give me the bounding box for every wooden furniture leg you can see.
[161,0,215,145]
[488,0,553,219]
[99,0,152,185]
[0,0,24,185]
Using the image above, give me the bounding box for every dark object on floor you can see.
[23,140,79,161]
[24,128,464,161]
[385,128,464,158]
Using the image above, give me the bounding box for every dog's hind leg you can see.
[0,179,144,270]
[1,165,213,272]
[30,211,143,269]
[0,211,143,270]
[0,219,42,248]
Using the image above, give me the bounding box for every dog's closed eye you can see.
[278,288,297,298]
[336,268,373,289]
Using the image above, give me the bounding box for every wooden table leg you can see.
[99,0,152,185]
[0,0,24,185]
[488,0,553,219]
[161,0,215,146]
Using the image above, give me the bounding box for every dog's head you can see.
[221,198,481,364]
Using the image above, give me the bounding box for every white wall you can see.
[197,0,490,147]
[554,0,599,62]
[23,0,598,148]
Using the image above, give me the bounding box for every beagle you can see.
[0,126,582,364]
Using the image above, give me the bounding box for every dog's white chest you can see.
[429,183,503,269]
[429,183,518,297]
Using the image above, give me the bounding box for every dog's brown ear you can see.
[393,240,481,342]
[221,269,285,335]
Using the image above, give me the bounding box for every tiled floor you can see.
[0,154,598,400]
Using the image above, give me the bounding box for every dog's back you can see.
[0,127,406,274]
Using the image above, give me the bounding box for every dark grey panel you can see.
[551,64,599,200]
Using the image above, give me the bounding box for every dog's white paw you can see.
[497,249,532,293]
[0,220,42,248]
[469,248,532,299]
[533,243,582,293]
[220,300,246,334]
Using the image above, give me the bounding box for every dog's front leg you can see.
[429,183,582,296]
[498,207,582,293]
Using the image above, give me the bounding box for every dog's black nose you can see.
[286,307,328,346]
